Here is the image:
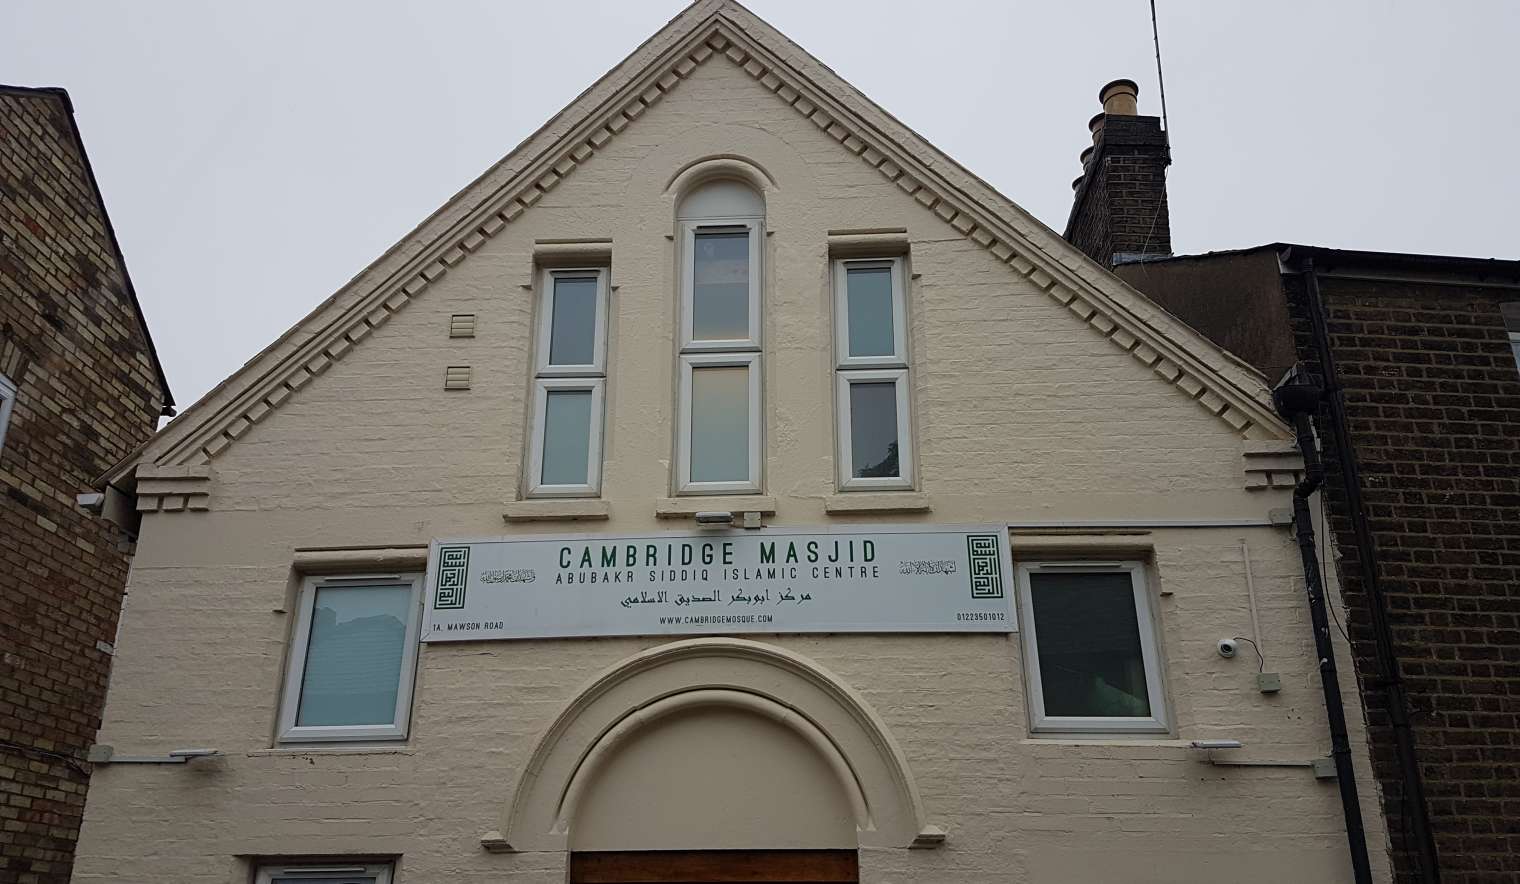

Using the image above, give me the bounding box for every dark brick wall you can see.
[1064,114,1172,266]
[0,87,163,883]
[1287,273,1520,883]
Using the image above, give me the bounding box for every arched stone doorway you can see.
[495,638,936,880]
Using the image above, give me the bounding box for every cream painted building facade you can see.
[76,3,1390,882]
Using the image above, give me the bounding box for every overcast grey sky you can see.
[4,1,1516,413]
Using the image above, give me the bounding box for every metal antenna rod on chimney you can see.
[1150,0,1170,145]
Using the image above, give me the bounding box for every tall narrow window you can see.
[1015,562,1168,734]
[833,258,912,490]
[0,372,15,456]
[277,575,423,743]
[676,180,764,494]
[529,267,609,497]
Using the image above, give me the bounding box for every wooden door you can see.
[569,850,859,883]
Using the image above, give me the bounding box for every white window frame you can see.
[0,372,15,455]
[835,368,914,491]
[676,351,762,495]
[1015,561,1169,734]
[833,257,908,368]
[527,266,609,498]
[527,378,606,497]
[277,574,423,744]
[833,257,914,490]
[679,220,763,352]
[255,862,393,884]
[535,267,609,377]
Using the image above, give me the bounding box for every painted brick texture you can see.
[76,54,1388,882]
[0,87,164,883]
[1287,275,1520,883]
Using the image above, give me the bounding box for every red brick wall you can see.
[1290,274,1520,883]
[0,87,163,884]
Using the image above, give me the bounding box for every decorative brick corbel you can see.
[135,464,213,512]
[1242,442,1304,491]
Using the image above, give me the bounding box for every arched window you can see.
[675,178,764,495]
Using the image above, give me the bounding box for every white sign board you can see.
[422,525,1015,641]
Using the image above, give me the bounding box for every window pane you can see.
[1029,572,1152,719]
[692,231,750,341]
[846,267,895,358]
[690,365,750,482]
[549,276,598,365]
[273,878,377,884]
[541,389,593,486]
[297,585,410,727]
[849,381,900,478]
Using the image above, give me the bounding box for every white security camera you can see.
[1217,638,1239,659]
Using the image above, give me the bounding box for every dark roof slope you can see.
[1120,242,1520,282]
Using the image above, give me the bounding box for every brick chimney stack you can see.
[1063,78,1172,267]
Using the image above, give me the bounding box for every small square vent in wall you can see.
[444,366,472,390]
[450,314,476,338]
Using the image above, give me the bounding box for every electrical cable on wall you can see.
[1232,635,1266,673]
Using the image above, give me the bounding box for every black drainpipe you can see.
[1274,378,1373,884]
[1291,254,1441,882]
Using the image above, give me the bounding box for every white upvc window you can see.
[679,220,763,352]
[676,352,762,494]
[277,574,423,744]
[673,179,765,495]
[535,267,609,376]
[255,862,393,884]
[835,369,913,490]
[1015,561,1169,734]
[528,268,609,497]
[0,372,15,455]
[834,258,907,368]
[528,378,605,497]
[833,258,913,490]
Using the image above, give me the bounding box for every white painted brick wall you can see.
[75,55,1389,883]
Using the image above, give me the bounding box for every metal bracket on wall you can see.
[86,745,220,764]
[1202,750,1338,780]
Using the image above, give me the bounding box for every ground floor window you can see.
[1015,560,1169,734]
[276,574,423,743]
[255,862,392,884]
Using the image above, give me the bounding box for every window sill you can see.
[504,499,611,522]
[1020,737,1186,748]
[655,495,777,518]
[250,745,416,757]
[824,492,931,514]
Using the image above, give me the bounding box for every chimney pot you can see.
[1079,146,1094,168]
[1088,111,1106,144]
[1099,78,1139,116]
